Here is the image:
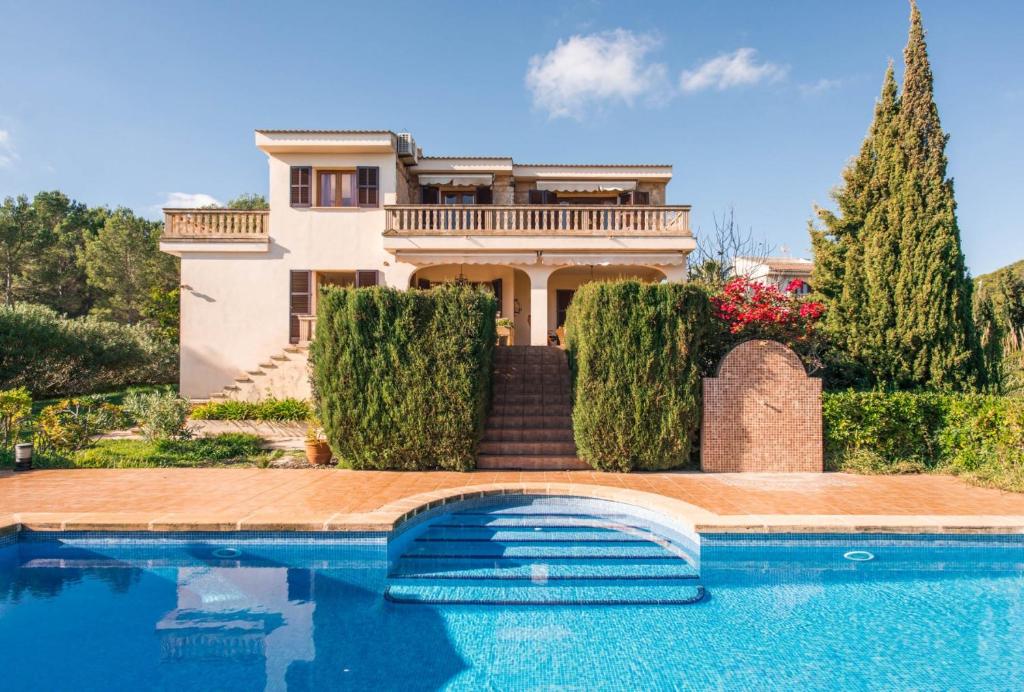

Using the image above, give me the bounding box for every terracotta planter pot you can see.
[305,441,333,466]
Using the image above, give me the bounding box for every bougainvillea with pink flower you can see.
[710,277,827,371]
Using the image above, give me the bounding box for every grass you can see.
[0,433,289,469]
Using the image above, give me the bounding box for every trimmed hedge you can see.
[190,398,312,422]
[310,284,496,471]
[565,281,714,472]
[824,391,1024,491]
[0,303,176,398]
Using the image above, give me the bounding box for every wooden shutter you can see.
[421,186,439,204]
[290,167,311,207]
[633,191,650,205]
[356,270,380,287]
[528,189,544,205]
[476,186,493,205]
[289,270,311,343]
[357,166,379,207]
[491,278,503,317]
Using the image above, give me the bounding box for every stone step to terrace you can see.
[477,455,589,470]
[478,441,577,456]
[482,428,574,442]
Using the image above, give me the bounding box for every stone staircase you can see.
[205,344,312,403]
[478,346,588,470]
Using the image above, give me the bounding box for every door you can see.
[556,289,575,329]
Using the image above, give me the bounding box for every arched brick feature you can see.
[701,339,822,473]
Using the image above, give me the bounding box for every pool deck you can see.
[2,469,1024,536]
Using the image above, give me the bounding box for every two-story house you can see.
[160,130,696,401]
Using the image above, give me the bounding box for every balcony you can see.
[163,209,270,240]
[160,209,270,255]
[384,205,691,236]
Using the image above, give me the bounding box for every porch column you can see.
[522,265,555,346]
[660,262,689,283]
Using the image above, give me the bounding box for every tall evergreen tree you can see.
[810,0,981,390]
[811,65,899,379]
[890,0,979,389]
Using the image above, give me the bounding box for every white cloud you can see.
[799,77,842,96]
[679,48,787,92]
[159,192,222,209]
[0,130,19,168]
[526,29,668,119]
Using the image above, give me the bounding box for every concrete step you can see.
[258,362,278,369]
[245,369,265,376]
[270,354,290,362]
[482,428,574,442]
[478,441,577,456]
[234,375,254,383]
[476,455,589,471]
[485,415,572,430]
[491,394,572,406]
[490,404,572,417]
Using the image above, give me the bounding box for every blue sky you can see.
[1,0,1022,275]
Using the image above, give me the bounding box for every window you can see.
[443,191,476,205]
[357,166,379,207]
[290,167,311,207]
[421,186,440,204]
[289,270,311,344]
[619,190,650,205]
[318,170,356,207]
[528,189,558,204]
[355,270,380,287]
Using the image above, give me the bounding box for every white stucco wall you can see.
[176,151,418,398]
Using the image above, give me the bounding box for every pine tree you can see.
[889,0,979,389]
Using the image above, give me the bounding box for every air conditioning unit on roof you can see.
[397,133,418,164]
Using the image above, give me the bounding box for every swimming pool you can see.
[1,495,1022,690]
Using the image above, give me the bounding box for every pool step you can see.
[387,497,704,606]
[384,579,705,606]
[416,526,659,543]
[391,558,700,581]
[404,541,677,559]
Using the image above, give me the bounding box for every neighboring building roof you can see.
[255,129,396,135]
[762,257,814,273]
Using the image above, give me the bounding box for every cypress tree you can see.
[890,0,979,389]
[811,65,899,376]
[811,0,982,390]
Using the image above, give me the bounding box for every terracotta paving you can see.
[2,469,1024,534]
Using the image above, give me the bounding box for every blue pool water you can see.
[1,495,1023,691]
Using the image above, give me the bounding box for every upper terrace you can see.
[161,129,692,246]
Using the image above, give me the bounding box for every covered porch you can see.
[404,254,686,346]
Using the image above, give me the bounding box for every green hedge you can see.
[190,398,312,422]
[310,284,496,471]
[565,281,713,472]
[824,391,1024,491]
[0,303,176,398]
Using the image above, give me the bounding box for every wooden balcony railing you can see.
[384,205,691,236]
[162,209,269,240]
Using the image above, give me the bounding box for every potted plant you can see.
[304,416,333,466]
[496,317,515,346]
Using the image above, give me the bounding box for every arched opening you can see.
[546,265,667,345]
[409,265,532,345]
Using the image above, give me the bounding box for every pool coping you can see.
[3,483,1024,537]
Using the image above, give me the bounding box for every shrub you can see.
[123,389,192,440]
[565,281,713,472]
[310,284,496,471]
[823,391,1024,492]
[0,303,177,398]
[0,387,32,449]
[822,390,946,472]
[34,396,126,453]
[190,398,312,422]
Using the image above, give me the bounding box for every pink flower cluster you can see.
[712,277,825,335]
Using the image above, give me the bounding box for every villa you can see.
[159,129,695,402]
